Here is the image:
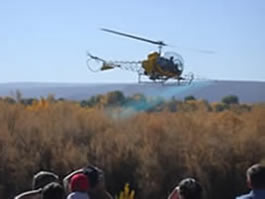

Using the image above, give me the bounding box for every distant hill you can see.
[0,80,265,103]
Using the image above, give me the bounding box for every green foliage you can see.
[80,91,125,108]
[184,95,196,102]
[3,97,16,104]
[106,91,126,105]
[213,102,229,112]
[222,95,239,105]
[21,98,35,105]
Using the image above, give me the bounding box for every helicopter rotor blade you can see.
[101,28,167,46]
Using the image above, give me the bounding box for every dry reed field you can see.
[0,95,265,199]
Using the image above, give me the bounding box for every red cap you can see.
[70,174,90,192]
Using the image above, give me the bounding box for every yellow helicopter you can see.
[87,28,207,85]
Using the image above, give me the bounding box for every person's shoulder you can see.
[168,187,179,199]
[14,189,42,199]
[67,192,90,199]
[236,192,253,199]
[103,191,113,199]
[66,192,74,199]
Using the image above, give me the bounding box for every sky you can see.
[1,0,265,83]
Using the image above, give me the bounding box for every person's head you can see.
[32,171,59,190]
[70,173,90,192]
[177,178,202,199]
[246,163,265,189]
[42,182,64,199]
[83,166,105,192]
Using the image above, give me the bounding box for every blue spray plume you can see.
[106,96,164,119]
[152,80,214,99]
[107,80,214,119]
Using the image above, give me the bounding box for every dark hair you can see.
[83,166,104,188]
[32,171,59,190]
[178,178,202,199]
[42,182,64,199]
[247,164,265,189]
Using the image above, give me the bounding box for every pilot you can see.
[168,56,176,73]
[157,56,176,73]
[169,56,174,64]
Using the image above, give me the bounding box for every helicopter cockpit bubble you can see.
[158,52,184,75]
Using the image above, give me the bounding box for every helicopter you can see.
[87,28,211,85]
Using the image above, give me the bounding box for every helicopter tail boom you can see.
[87,53,141,73]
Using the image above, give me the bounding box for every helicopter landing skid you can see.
[138,72,194,86]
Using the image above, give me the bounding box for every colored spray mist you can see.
[106,80,214,119]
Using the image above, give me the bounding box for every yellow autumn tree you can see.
[115,183,135,199]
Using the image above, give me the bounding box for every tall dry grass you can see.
[0,99,265,199]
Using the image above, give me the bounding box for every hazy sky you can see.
[1,0,265,83]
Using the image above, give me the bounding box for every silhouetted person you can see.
[64,166,113,199]
[42,182,64,199]
[236,163,265,199]
[15,171,59,199]
[168,178,203,199]
[67,173,90,199]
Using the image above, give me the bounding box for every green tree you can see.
[105,91,126,105]
[184,95,196,102]
[21,98,35,105]
[222,95,239,105]
[4,97,16,104]
[214,103,228,112]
